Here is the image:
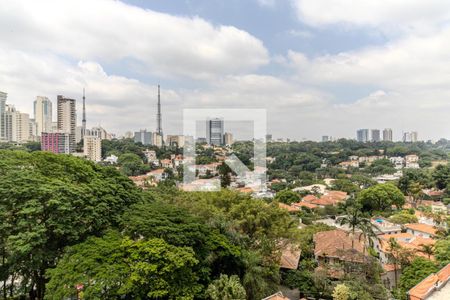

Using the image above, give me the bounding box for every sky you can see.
[0,0,449,141]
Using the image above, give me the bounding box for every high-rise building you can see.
[57,95,76,152]
[41,132,71,154]
[356,129,369,143]
[206,118,224,146]
[29,119,38,141]
[91,126,109,140]
[371,129,381,142]
[83,135,102,162]
[383,128,393,142]
[152,132,163,147]
[134,129,152,145]
[0,91,7,141]
[166,135,185,147]
[224,132,233,145]
[403,131,418,143]
[34,96,52,136]
[322,135,330,142]
[3,105,31,143]
[265,134,272,142]
[411,131,418,142]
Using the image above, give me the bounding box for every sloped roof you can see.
[313,229,365,262]
[408,263,450,300]
[405,223,438,236]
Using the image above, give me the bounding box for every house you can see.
[278,203,300,213]
[408,263,450,300]
[371,217,402,235]
[292,201,318,210]
[160,159,173,169]
[261,292,290,300]
[148,168,168,182]
[339,160,359,169]
[390,156,405,169]
[180,179,220,192]
[405,154,420,169]
[292,184,327,194]
[103,154,118,164]
[313,229,366,277]
[405,223,438,238]
[302,194,318,202]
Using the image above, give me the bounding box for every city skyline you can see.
[0,1,449,141]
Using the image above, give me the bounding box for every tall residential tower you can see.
[34,96,52,136]
[57,95,76,152]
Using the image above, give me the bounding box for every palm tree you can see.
[337,206,380,251]
[419,244,435,260]
[387,237,401,288]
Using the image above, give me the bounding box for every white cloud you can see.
[292,0,450,33]
[0,0,269,79]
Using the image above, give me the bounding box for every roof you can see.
[292,201,318,209]
[405,223,438,236]
[302,194,318,202]
[313,229,365,262]
[279,243,301,270]
[149,168,165,175]
[278,202,300,213]
[325,190,348,200]
[379,233,415,241]
[408,263,450,300]
[261,292,290,300]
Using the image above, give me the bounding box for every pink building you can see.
[41,132,71,154]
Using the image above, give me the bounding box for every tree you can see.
[337,206,379,251]
[434,237,450,267]
[419,244,435,260]
[389,211,418,224]
[407,182,423,208]
[332,284,351,300]
[432,165,450,190]
[358,183,405,212]
[386,238,401,287]
[45,231,201,299]
[0,151,141,299]
[275,189,300,205]
[206,274,246,300]
[397,258,438,299]
[118,152,149,176]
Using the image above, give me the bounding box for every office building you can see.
[3,105,31,143]
[91,126,110,140]
[224,132,233,145]
[206,118,224,146]
[134,129,152,145]
[356,129,369,143]
[34,96,52,136]
[83,135,102,162]
[403,131,418,143]
[166,135,185,147]
[383,128,393,142]
[371,129,381,142]
[152,132,163,147]
[41,132,71,154]
[411,131,418,142]
[322,136,330,142]
[57,95,76,152]
[0,91,6,141]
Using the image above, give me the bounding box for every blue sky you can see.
[1,0,449,141]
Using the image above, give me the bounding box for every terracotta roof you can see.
[408,263,450,300]
[279,243,301,270]
[292,201,318,209]
[278,202,300,213]
[325,190,348,200]
[310,195,340,206]
[313,229,365,262]
[383,263,398,272]
[237,187,253,194]
[149,168,165,174]
[379,233,414,241]
[405,223,438,236]
[261,292,290,300]
[302,194,318,202]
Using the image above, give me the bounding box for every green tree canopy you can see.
[206,274,246,300]
[45,231,200,300]
[275,189,300,204]
[358,183,405,212]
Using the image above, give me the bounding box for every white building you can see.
[4,105,31,143]
[34,96,52,136]
[0,91,7,141]
[57,95,76,152]
[83,136,102,162]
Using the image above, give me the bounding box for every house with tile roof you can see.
[405,223,438,238]
[408,263,450,300]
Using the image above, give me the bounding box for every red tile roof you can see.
[405,223,438,236]
[408,263,450,300]
[313,229,365,262]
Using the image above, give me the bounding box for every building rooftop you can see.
[261,292,290,300]
[313,229,365,262]
[405,223,438,236]
[408,263,450,300]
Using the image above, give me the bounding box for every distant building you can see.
[3,105,31,143]
[104,154,118,164]
[371,129,381,142]
[196,137,207,144]
[34,96,52,136]
[57,95,76,152]
[383,128,393,142]
[357,129,369,142]
[0,91,7,141]
[152,132,163,147]
[91,126,110,140]
[83,135,102,162]
[41,132,71,154]
[134,129,152,145]
[403,131,419,143]
[322,135,330,142]
[206,118,224,146]
[224,132,233,145]
[166,135,185,147]
[265,134,272,142]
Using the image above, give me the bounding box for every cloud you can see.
[292,0,450,33]
[0,0,269,80]
[256,0,276,8]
